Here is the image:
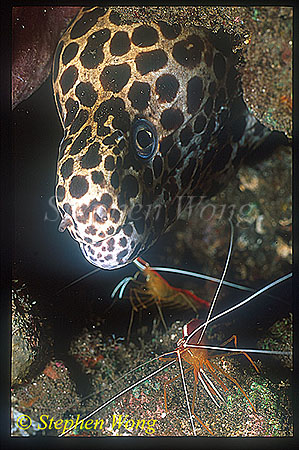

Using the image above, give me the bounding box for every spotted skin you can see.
[53,7,271,269]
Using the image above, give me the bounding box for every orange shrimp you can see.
[58,273,291,437]
[113,257,210,341]
[160,318,259,435]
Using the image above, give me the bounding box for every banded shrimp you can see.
[55,220,292,437]
[110,256,211,341]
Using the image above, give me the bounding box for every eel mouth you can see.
[79,220,144,270]
[58,206,148,269]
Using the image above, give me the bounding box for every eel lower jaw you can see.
[79,221,145,270]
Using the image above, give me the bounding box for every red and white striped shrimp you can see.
[111,219,237,340]
[112,256,210,341]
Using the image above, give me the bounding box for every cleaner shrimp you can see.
[111,257,210,341]
[110,218,272,340]
[57,272,291,437]
[56,220,292,437]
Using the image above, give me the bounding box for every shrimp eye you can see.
[131,118,158,160]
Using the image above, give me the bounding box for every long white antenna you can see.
[58,269,291,437]
[187,218,234,347]
[186,344,291,356]
[184,273,292,347]
[151,267,254,293]
[58,359,176,437]
[56,267,100,294]
[200,368,225,404]
[177,350,196,436]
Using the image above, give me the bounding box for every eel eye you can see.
[131,118,158,160]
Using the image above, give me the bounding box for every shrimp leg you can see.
[208,360,257,413]
[220,335,260,373]
[191,380,214,435]
[155,301,168,332]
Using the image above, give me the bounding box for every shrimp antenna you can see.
[64,348,179,413]
[185,272,292,346]
[151,267,254,293]
[58,359,176,437]
[57,258,147,296]
[57,256,254,297]
[192,218,234,347]
[133,258,148,271]
[177,349,196,436]
[111,276,134,299]
[60,272,291,436]
[56,267,100,294]
[187,344,291,356]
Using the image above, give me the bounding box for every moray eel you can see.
[53,6,273,269]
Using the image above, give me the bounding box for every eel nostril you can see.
[58,214,73,232]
